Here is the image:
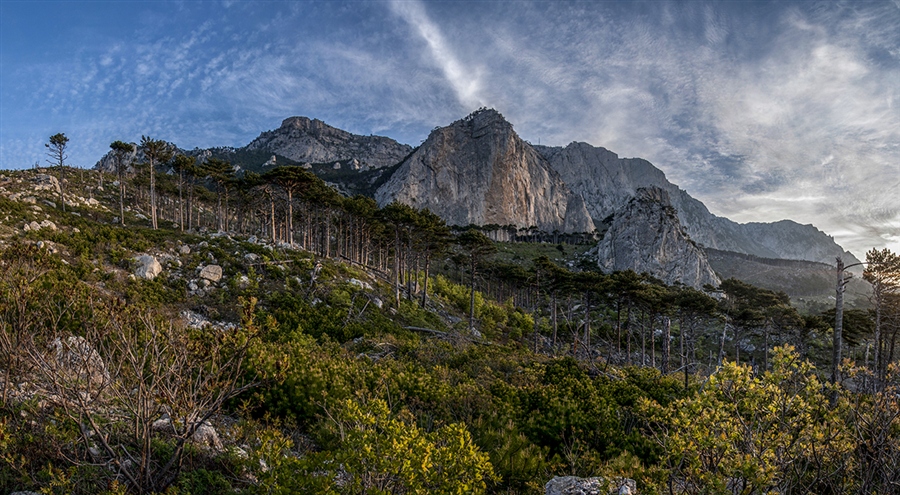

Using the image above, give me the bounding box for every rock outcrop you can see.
[375,109,594,233]
[545,475,636,495]
[594,187,720,288]
[134,255,163,280]
[244,116,412,169]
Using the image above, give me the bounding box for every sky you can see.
[1,0,898,258]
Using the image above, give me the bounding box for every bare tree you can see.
[25,297,268,494]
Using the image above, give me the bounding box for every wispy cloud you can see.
[387,0,484,109]
[2,0,898,257]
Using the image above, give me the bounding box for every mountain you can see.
[91,109,858,288]
[244,116,412,170]
[374,109,594,233]
[536,141,859,266]
[593,187,721,288]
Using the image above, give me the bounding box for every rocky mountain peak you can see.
[244,117,412,169]
[456,108,513,133]
[375,110,594,233]
[594,186,720,288]
[279,116,348,138]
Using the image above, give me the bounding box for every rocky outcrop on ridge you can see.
[375,109,594,233]
[244,116,412,169]
[594,187,720,288]
[537,141,857,265]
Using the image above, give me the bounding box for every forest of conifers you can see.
[1,146,899,494]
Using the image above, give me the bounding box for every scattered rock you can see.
[179,244,191,255]
[191,421,223,451]
[247,235,258,244]
[244,253,259,262]
[181,310,210,329]
[152,416,223,451]
[199,264,223,282]
[349,278,373,290]
[134,255,163,280]
[23,220,57,232]
[544,476,636,495]
[31,173,61,193]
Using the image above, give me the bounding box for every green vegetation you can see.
[0,158,898,494]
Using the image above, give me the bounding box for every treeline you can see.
[98,144,900,385]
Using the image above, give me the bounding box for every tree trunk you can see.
[663,316,671,374]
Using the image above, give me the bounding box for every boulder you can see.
[134,255,163,280]
[179,244,191,255]
[48,335,110,388]
[31,173,61,193]
[349,278,373,290]
[545,476,636,495]
[152,416,223,451]
[199,264,223,282]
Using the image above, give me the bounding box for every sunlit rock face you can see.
[375,109,594,233]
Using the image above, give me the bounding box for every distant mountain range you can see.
[95,108,858,288]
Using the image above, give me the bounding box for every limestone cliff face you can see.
[244,117,412,169]
[538,142,857,265]
[375,109,594,233]
[595,187,720,288]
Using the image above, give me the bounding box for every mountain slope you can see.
[537,141,858,265]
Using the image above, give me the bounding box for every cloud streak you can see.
[387,0,484,109]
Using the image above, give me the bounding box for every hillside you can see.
[0,163,896,495]
[707,248,870,302]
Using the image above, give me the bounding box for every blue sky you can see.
[1,0,898,257]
